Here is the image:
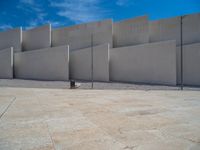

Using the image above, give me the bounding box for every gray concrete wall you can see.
[110,40,177,85]
[113,16,149,48]
[22,24,51,51]
[182,13,200,45]
[182,43,200,86]
[52,19,113,50]
[176,46,181,84]
[149,17,181,46]
[14,45,69,81]
[0,48,13,79]
[0,28,22,52]
[70,44,109,81]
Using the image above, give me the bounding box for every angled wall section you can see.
[113,16,149,48]
[110,40,177,85]
[182,13,200,45]
[0,48,13,79]
[14,45,69,81]
[52,19,113,50]
[183,43,200,86]
[0,28,22,52]
[70,44,109,81]
[149,17,181,46]
[22,24,51,51]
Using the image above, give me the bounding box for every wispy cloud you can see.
[18,0,42,13]
[18,0,47,28]
[51,0,108,24]
[0,24,13,31]
[48,21,63,28]
[116,0,135,7]
[20,0,35,5]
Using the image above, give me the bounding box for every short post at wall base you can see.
[70,80,76,89]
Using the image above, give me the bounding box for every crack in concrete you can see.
[0,96,16,120]
[45,122,57,150]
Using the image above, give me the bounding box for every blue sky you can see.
[0,0,200,30]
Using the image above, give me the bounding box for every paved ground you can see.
[0,80,200,150]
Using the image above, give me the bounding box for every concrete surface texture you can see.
[176,46,182,84]
[14,45,69,81]
[52,19,113,50]
[0,48,13,79]
[0,13,200,86]
[110,40,177,85]
[149,17,181,46]
[0,86,200,150]
[182,13,200,45]
[22,24,51,51]
[0,28,22,52]
[183,43,200,86]
[113,16,149,48]
[70,44,109,81]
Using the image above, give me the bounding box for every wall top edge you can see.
[71,43,110,52]
[53,19,113,32]
[0,47,13,52]
[114,15,149,25]
[0,27,22,34]
[23,24,51,32]
[112,40,176,50]
[150,12,200,23]
[17,45,69,54]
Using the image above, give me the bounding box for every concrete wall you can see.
[0,28,22,52]
[110,40,177,85]
[113,16,149,48]
[176,46,181,84]
[52,19,113,50]
[149,17,181,46]
[14,45,69,81]
[0,48,13,79]
[183,43,200,86]
[70,44,109,81]
[22,24,51,51]
[182,13,200,45]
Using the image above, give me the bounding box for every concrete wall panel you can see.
[183,43,200,86]
[113,16,149,48]
[0,48,13,79]
[14,45,69,81]
[0,28,22,52]
[182,13,200,45]
[70,44,109,81]
[52,19,113,50]
[149,17,181,46]
[110,40,177,85]
[22,24,51,51]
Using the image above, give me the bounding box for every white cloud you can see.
[51,0,107,23]
[0,24,13,31]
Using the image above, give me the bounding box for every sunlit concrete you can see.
[52,19,113,50]
[0,28,22,52]
[113,16,149,47]
[70,44,109,81]
[110,40,177,85]
[0,85,199,150]
[22,24,51,51]
[0,48,13,79]
[14,45,69,81]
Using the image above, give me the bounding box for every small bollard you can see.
[70,80,76,89]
